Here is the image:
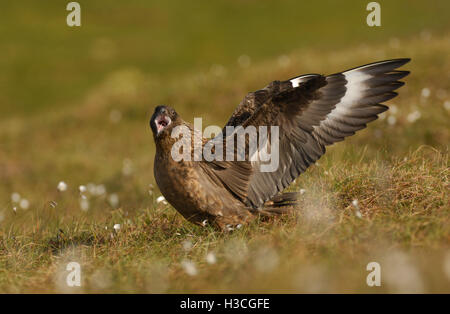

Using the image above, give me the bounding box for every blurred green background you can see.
[1,0,449,117]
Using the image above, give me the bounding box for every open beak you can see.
[155,115,171,134]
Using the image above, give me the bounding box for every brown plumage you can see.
[149,58,411,230]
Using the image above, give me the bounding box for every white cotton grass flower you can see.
[156,196,167,204]
[108,193,119,208]
[206,252,217,265]
[421,87,431,98]
[57,181,68,192]
[237,54,251,68]
[13,206,17,213]
[79,185,87,193]
[122,158,133,176]
[11,192,21,203]
[389,104,398,115]
[407,110,422,123]
[351,199,362,218]
[113,224,121,232]
[181,260,198,276]
[444,101,450,111]
[182,240,193,251]
[19,199,29,210]
[95,184,106,196]
[79,198,89,211]
[87,183,96,195]
[387,115,397,126]
[299,189,306,195]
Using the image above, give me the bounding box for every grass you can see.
[0,2,449,293]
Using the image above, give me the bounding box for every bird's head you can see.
[150,105,181,140]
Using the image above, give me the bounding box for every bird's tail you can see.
[258,192,299,215]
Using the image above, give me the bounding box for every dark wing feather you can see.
[225,58,410,208]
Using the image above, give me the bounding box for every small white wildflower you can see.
[57,181,67,192]
[390,105,398,115]
[79,185,87,193]
[444,101,450,111]
[13,206,17,213]
[182,240,193,251]
[206,252,217,264]
[108,193,119,208]
[181,260,198,276]
[421,87,430,98]
[87,183,96,194]
[80,198,89,211]
[122,158,133,176]
[156,196,166,204]
[299,189,306,195]
[387,115,397,126]
[113,224,121,232]
[237,54,251,68]
[11,193,21,203]
[351,199,362,218]
[407,110,421,123]
[109,109,122,123]
[19,199,29,210]
[236,224,243,229]
[95,184,106,196]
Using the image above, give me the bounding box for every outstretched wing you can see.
[225,58,410,208]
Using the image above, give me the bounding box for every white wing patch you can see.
[290,74,319,88]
